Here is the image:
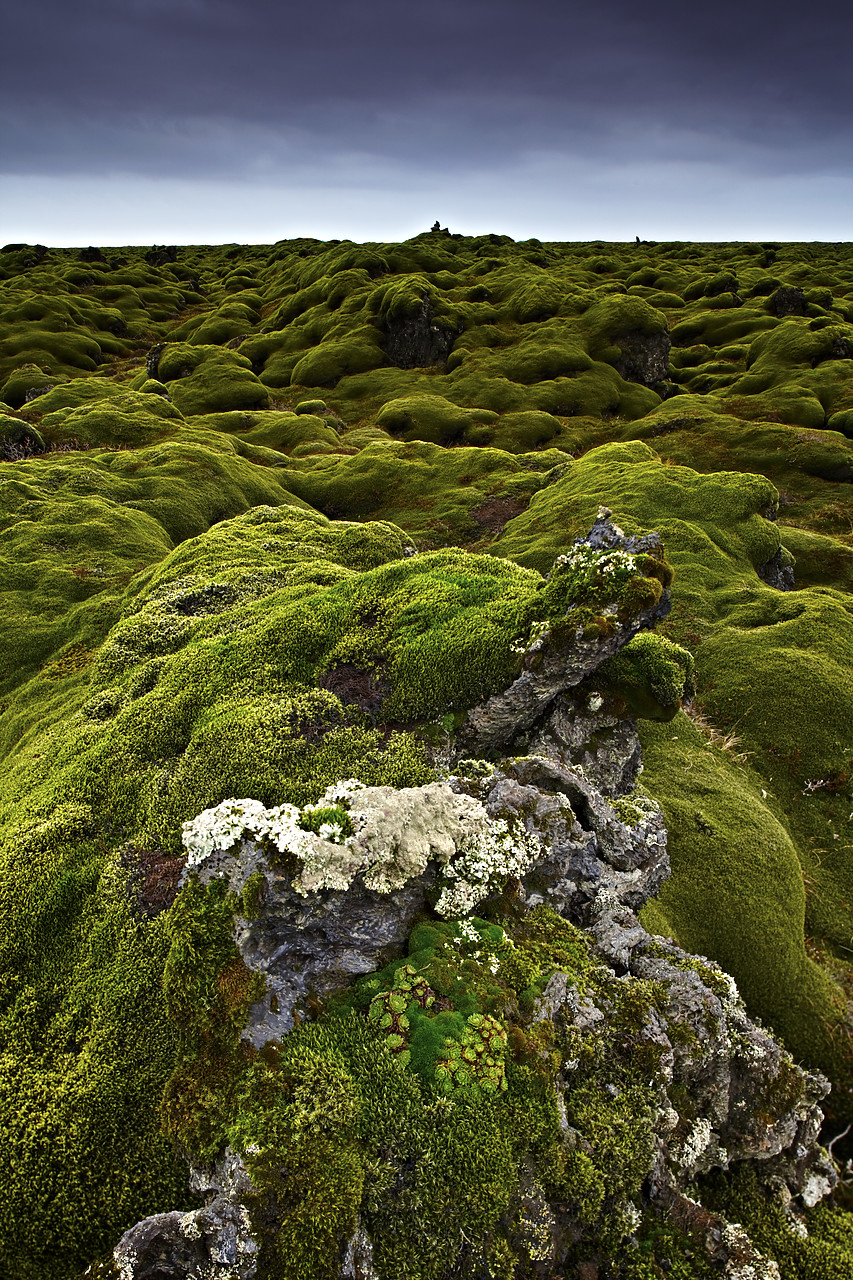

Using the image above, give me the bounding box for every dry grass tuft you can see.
[683,703,750,762]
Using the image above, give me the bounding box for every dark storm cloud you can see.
[2,0,851,181]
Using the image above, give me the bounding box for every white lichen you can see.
[784,1208,809,1240]
[435,817,540,916]
[323,778,368,803]
[680,1117,713,1169]
[456,920,481,945]
[615,1200,641,1239]
[552,545,638,576]
[722,1222,781,1280]
[610,790,660,829]
[182,780,539,913]
[801,1171,833,1209]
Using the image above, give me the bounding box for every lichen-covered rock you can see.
[458,510,675,754]
[179,739,667,1042]
[107,508,836,1279]
[113,1200,258,1280]
[113,884,835,1280]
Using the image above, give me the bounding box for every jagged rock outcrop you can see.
[109,1152,258,1280]
[771,286,808,318]
[114,881,833,1279]
[183,734,669,1048]
[612,328,672,386]
[457,511,671,755]
[381,295,460,368]
[106,517,837,1280]
[175,515,675,1042]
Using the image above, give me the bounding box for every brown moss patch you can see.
[121,845,186,918]
[469,494,528,536]
[318,662,390,720]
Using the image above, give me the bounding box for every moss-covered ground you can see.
[1,232,853,1276]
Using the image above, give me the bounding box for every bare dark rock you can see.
[488,752,669,913]
[192,838,439,1045]
[22,384,54,403]
[381,295,460,368]
[771,286,808,317]
[145,246,180,267]
[758,547,796,591]
[340,1224,379,1280]
[829,334,853,360]
[526,687,643,797]
[612,328,672,386]
[146,343,166,379]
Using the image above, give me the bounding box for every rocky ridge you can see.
[105,519,835,1280]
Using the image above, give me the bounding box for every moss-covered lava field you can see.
[1,232,853,1279]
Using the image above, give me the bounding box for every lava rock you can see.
[613,328,672,386]
[771,286,808,317]
[758,547,796,591]
[381,295,460,368]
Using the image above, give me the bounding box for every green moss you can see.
[190,409,342,455]
[38,389,183,449]
[15,375,128,417]
[580,292,669,360]
[468,409,565,452]
[0,819,190,1278]
[278,437,558,547]
[601,631,696,717]
[239,869,267,920]
[376,393,481,444]
[160,875,268,1157]
[0,412,44,459]
[5,236,853,1275]
[639,712,845,1087]
[491,438,780,576]
[157,343,271,414]
[0,362,68,407]
[291,328,385,387]
[704,1165,853,1279]
[230,1034,364,1280]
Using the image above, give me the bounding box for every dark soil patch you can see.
[318,662,390,719]
[470,495,528,536]
[121,846,186,917]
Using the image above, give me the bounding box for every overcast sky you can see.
[2,0,851,244]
